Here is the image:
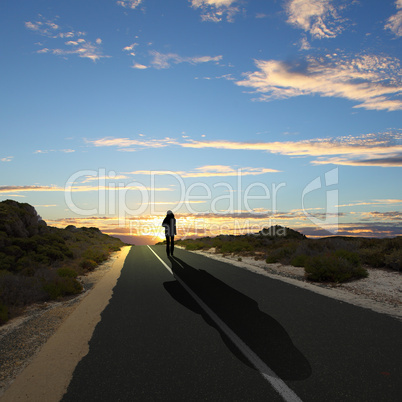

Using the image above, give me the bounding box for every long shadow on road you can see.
[163,256,312,381]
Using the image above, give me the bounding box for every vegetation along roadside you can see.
[173,225,401,284]
[0,200,127,325]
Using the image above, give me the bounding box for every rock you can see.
[0,200,47,238]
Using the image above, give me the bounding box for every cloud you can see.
[85,136,176,149]
[49,39,109,62]
[85,131,402,167]
[190,0,240,22]
[300,222,402,238]
[312,155,402,167]
[25,16,84,39]
[0,185,64,193]
[35,149,75,154]
[385,0,402,37]
[0,184,172,195]
[127,165,280,177]
[123,42,139,56]
[25,17,61,37]
[236,54,402,111]
[361,211,402,221]
[1,156,13,162]
[149,51,222,69]
[132,63,148,69]
[285,0,344,39]
[26,15,109,62]
[180,131,402,167]
[116,0,143,9]
[337,199,402,208]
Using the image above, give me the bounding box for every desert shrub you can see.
[57,267,78,278]
[333,249,360,267]
[220,241,253,254]
[212,238,224,249]
[305,254,368,283]
[266,245,295,264]
[82,248,108,264]
[4,245,24,258]
[0,273,46,306]
[0,302,8,325]
[0,253,15,271]
[37,245,65,262]
[291,254,309,267]
[43,277,82,300]
[80,259,98,271]
[358,248,385,268]
[185,242,207,251]
[384,249,402,271]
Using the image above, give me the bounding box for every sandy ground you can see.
[0,246,131,401]
[181,247,402,322]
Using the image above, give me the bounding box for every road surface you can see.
[62,245,401,401]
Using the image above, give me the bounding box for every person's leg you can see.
[165,236,170,255]
[171,236,174,256]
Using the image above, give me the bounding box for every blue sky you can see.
[1,0,401,244]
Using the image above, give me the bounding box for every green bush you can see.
[57,267,78,278]
[82,248,108,264]
[333,249,360,267]
[358,248,384,268]
[305,254,368,283]
[291,254,309,267]
[220,241,252,254]
[0,302,8,325]
[0,253,15,271]
[266,246,294,264]
[0,273,46,306]
[384,249,402,271]
[80,259,98,271]
[43,277,82,300]
[185,242,207,251]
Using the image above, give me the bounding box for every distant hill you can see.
[0,200,127,325]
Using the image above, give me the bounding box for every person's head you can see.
[167,210,173,216]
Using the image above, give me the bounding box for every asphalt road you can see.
[62,245,402,401]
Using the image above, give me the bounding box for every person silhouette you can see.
[162,210,176,256]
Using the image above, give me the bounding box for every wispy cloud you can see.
[337,199,402,208]
[0,184,172,194]
[0,185,64,193]
[180,132,402,167]
[116,0,143,9]
[149,51,222,69]
[236,54,402,111]
[385,0,402,37]
[85,131,402,167]
[132,63,148,69]
[361,211,402,221]
[25,15,109,62]
[190,0,241,22]
[85,136,177,149]
[123,42,139,56]
[285,0,344,39]
[127,165,280,177]
[34,149,75,154]
[1,156,13,162]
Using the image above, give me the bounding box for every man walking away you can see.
[162,210,176,256]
